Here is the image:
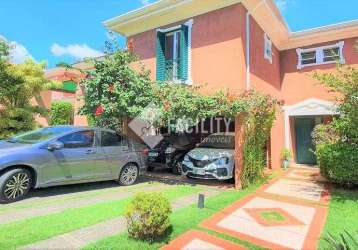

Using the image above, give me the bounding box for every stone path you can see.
[0,184,168,225]
[21,188,221,250]
[164,166,330,250]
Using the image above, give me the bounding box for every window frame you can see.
[164,30,181,81]
[156,19,193,85]
[58,130,96,149]
[296,41,345,69]
[100,130,130,150]
[264,33,273,64]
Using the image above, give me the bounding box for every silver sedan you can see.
[0,126,148,203]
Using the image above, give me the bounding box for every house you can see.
[103,0,358,169]
[34,65,88,127]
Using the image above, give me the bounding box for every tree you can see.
[0,39,56,138]
[79,50,155,132]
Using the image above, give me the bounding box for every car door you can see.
[53,130,102,182]
[99,131,132,178]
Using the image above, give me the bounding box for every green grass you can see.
[0,182,161,214]
[83,181,268,250]
[260,211,286,223]
[0,185,201,250]
[319,187,358,249]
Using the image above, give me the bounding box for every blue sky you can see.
[1,0,357,68]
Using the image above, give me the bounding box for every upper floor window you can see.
[264,33,272,63]
[296,41,345,69]
[156,19,193,84]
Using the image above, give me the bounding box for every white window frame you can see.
[296,41,345,69]
[264,33,272,63]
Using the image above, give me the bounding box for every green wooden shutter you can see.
[179,24,189,82]
[156,31,166,81]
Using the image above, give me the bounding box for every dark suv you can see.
[147,133,202,174]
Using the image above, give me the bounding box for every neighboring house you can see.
[104,0,358,169]
[34,65,88,127]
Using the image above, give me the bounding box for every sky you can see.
[1,0,358,68]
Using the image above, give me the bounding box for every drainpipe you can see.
[245,0,266,91]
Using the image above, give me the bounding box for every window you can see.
[264,33,272,63]
[297,41,345,69]
[58,130,95,148]
[156,19,193,83]
[164,30,181,80]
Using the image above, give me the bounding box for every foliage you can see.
[280,148,292,161]
[313,66,358,186]
[324,230,358,250]
[313,66,358,144]
[240,91,278,187]
[316,142,358,186]
[50,101,73,125]
[0,108,35,139]
[125,192,172,242]
[79,50,155,132]
[0,39,56,137]
[312,124,339,146]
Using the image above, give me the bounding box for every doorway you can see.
[295,117,316,165]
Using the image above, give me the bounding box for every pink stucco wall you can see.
[126,3,358,170]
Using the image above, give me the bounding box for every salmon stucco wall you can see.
[269,37,358,169]
[130,3,248,95]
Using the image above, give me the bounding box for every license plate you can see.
[193,169,205,175]
[148,152,159,157]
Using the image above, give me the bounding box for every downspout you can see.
[245,0,266,91]
[245,12,250,91]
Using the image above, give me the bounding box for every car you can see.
[181,132,235,180]
[0,126,148,203]
[147,133,202,174]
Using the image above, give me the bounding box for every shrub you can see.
[280,149,292,161]
[316,142,358,186]
[50,101,73,125]
[125,192,172,242]
[0,108,35,139]
[324,230,358,249]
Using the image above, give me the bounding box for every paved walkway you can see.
[21,189,221,250]
[164,166,330,250]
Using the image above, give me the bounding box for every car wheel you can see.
[171,159,183,175]
[119,163,139,186]
[0,168,32,203]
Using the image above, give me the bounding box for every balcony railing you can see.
[165,58,180,81]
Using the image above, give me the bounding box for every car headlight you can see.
[216,157,229,165]
[183,154,189,162]
[165,147,176,154]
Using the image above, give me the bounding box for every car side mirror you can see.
[47,141,64,151]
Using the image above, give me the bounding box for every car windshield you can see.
[198,135,235,149]
[10,127,75,144]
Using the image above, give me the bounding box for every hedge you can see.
[316,142,358,186]
[50,101,73,125]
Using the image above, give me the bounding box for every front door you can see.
[295,117,316,165]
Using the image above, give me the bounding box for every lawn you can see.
[82,181,268,250]
[0,184,201,250]
[319,187,358,249]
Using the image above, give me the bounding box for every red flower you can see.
[95,105,104,116]
[108,84,115,93]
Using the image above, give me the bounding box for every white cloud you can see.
[140,0,151,6]
[51,43,103,60]
[0,35,34,64]
[10,41,34,64]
